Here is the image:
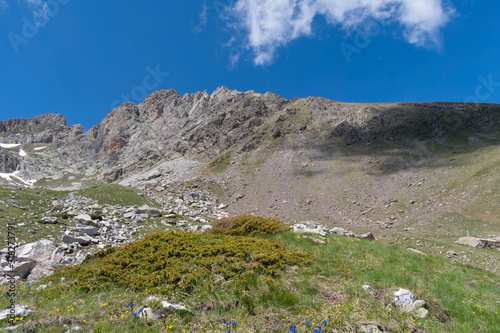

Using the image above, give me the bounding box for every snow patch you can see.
[0,171,36,187]
[0,143,21,149]
[19,149,27,157]
[34,146,47,151]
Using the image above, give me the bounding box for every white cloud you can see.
[229,0,455,65]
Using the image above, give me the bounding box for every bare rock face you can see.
[0,149,19,173]
[0,114,79,145]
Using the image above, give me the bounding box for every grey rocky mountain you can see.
[1,87,498,186]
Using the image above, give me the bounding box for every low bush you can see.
[209,214,290,236]
[52,231,313,293]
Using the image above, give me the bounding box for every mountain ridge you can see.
[1,87,499,185]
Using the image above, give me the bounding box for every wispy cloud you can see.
[229,0,455,65]
[24,0,49,26]
[193,1,210,33]
[229,53,240,69]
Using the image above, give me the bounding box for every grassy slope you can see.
[75,184,159,207]
[1,230,498,332]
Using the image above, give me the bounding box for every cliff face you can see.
[0,149,19,173]
[0,87,499,185]
[0,114,83,145]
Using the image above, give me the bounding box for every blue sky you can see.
[0,0,499,130]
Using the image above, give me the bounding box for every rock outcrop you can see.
[456,236,500,249]
[0,149,19,173]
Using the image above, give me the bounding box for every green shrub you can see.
[51,231,313,293]
[209,214,290,236]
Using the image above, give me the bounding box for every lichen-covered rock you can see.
[393,289,429,318]
[39,216,59,224]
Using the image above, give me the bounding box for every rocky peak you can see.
[0,114,67,133]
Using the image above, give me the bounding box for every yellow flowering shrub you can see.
[53,231,313,293]
[209,214,290,236]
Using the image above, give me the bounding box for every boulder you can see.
[359,324,383,333]
[76,226,99,236]
[123,212,135,219]
[357,232,375,240]
[2,261,35,279]
[17,239,58,262]
[331,227,347,236]
[145,296,191,312]
[39,217,59,224]
[0,305,33,321]
[73,214,93,224]
[456,237,500,249]
[414,307,430,318]
[137,307,156,321]
[4,324,22,331]
[292,224,327,236]
[187,225,213,233]
[393,289,429,318]
[362,285,376,296]
[161,301,191,312]
[146,170,161,180]
[62,235,91,246]
[5,239,64,281]
[393,289,416,308]
[136,205,162,218]
[407,248,427,256]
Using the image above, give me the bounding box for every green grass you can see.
[75,184,159,207]
[2,229,498,332]
[34,173,85,188]
[208,152,232,174]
